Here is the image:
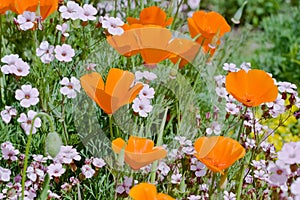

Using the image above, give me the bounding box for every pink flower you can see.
[139,84,155,99]
[81,165,95,179]
[100,16,124,36]
[190,158,206,177]
[60,77,81,98]
[59,1,82,20]
[1,142,19,161]
[56,23,69,37]
[17,110,41,135]
[54,44,75,62]
[171,173,182,184]
[47,163,65,178]
[291,177,300,196]
[1,54,30,76]
[277,142,300,165]
[267,161,290,186]
[116,176,133,194]
[132,97,153,117]
[53,146,81,164]
[1,106,17,124]
[15,85,39,108]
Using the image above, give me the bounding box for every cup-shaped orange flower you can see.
[0,0,17,14]
[80,68,143,114]
[112,136,167,170]
[14,0,58,20]
[188,11,230,47]
[129,183,175,200]
[194,136,245,174]
[225,69,278,107]
[127,6,172,27]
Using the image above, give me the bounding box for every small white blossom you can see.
[132,97,153,117]
[206,121,221,135]
[79,4,97,21]
[81,165,95,179]
[100,16,124,36]
[224,191,236,200]
[17,110,41,135]
[225,103,239,115]
[16,11,36,31]
[92,157,106,168]
[15,85,39,108]
[171,173,182,184]
[139,84,155,99]
[56,23,69,37]
[0,167,11,182]
[215,87,228,98]
[54,44,75,62]
[187,0,200,9]
[223,63,238,72]
[59,1,82,20]
[277,142,300,165]
[240,62,251,72]
[60,77,81,98]
[1,106,17,124]
[291,177,300,196]
[47,163,66,178]
[36,41,55,64]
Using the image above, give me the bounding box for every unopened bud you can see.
[45,132,62,158]
[231,1,248,24]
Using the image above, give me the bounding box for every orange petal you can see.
[126,136,154,153]
[157,193,175,200]
[129,183,157,200]
[15,0,38,14]
[39,0,58,20]
[0,0,16,14]
[94,89,120,114]
[80,72,104,101]
[111,138,126,153]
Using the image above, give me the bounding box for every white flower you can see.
[135,71,144,81]
[1,54,19,74]
[277,142,300,165]
[0,167,11,182]
[132,97,153,117]
[174,136,192,146]
[81,165,95,179]
[15,85,39,108]
[187,0,200,9]
[214,75,225,87]
[291,177,300,196]
[85,63,96,71]
[187,195,201,200]
[206,121,221,135]
[240,62,251,72]
[59,1,82,20]
[215,87,228,98]
[245,138,256,149]
[1,106,17,124]
[54,44,75,62]
[100,16,124,36]
[1,141,19,161]
[158,162,170,176]
[225,103,239,115]
[116,176,133,194]
[36,41,55,64]
[267,160,290,186]
[47,163,66,178]
[171,173,182,184]
[92,157,106,168]
[56,23,69,37]
[54,146,81,164]
[60,77,81,98]
[277,81,297,95]
[17,110,41,135]
[223,63,238,72]
[143,71,157,81]
[139,84,155,99]
[11,59,30,76]
[190,159,206,177]
[16,11,36,31]
[253,169,268,180]
[224,191,236,200]
[79,4,97,21]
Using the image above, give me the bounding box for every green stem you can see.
[114,0,117,17]
[236,160,245,200]
[236,108,247,141]
[209,173,216,199]
[109,114,114,139]
[150,107,168,183]
[21,113,55,199]
[170,0,184,30]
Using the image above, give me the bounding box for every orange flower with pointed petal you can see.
[14,0,58,20]
[0,0,17,14]
[188,11,230,55]
[225,69,278,107]
[127,6,172,27]
[107,26,173,65]
[112,136,167,170]
[129,183,175,200]
[80,68,143,114]
[194,136,245,174]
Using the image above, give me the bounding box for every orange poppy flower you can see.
[127,6,173,27]
[188,11,230,47]
[225,69,278,107]
[80,68,143,114]
[14,0,58,20]
[0,0,17,14]
[107,26,173,65]
[129,183,175,200]
[194,136,245,174]
[112,136,167,170]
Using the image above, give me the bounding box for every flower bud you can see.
[45,132,62,158]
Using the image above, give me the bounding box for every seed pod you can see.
[45,132,62,158]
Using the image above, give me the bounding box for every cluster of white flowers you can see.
[132,71,157,117]
[59,1,97,21]
[36,42,75,63]
[1,54,30,76]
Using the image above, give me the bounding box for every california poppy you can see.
[188,11,230,55]
[225,69,278,107]
[107,26,173,66]
[0,0,17,14]
[127,6,172,27]
[14,0,58,20]
[80,68,143,114]
[112,136,167,170]
[194,136,245,174]
[129,183,175,200]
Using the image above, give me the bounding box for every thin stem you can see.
[170,0,184,30]
[109,114,114,139]
[209,173,216,199]
[114,0,117,17]
[22,113,55,199]
[236,160,245,200]
[236,108,248,141]
[150,107,168,183]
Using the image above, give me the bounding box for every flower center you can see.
[25,94,30,99]
[276,169,283,175]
